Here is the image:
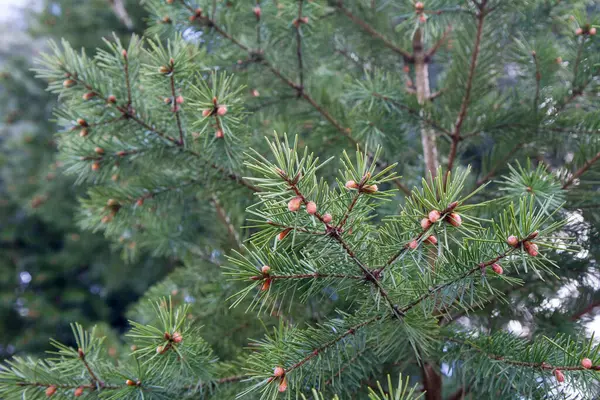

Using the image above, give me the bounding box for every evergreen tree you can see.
[1,0,600,398]
[0,0,171,359]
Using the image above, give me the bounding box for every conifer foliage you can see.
[1,0,600,398]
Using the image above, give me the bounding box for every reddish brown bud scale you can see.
[345,180,358,189]
[217,106,228,116]
[447,213,462,227]
[95,147,105,155]
[156,345,165,354]
[159,66,170,74]
[278,228,292,241]
[172,331,183,343]
[63,79,76,88]
[322,213,333,223]
[491,263,503,275]
[554,369,565,383]
[74,386,84,397]
[428,210,441,223]
[507,235,519,247]
[526,242,539,257]
[529,231,539,239]
[426,235,437,245]
[362,184,378,193]
[420,218,432,230]
[83,92,96,100]
[215,129,224,138]
[409,239,419,249]
[45,385,57,397]
[261,278,271,291]
[79,128,89,137]
[77,118,88,127]
[278,377,288,392]
[306,201,317,215]
[447,201,459,210]
[91,161,100,171]
[273,366,285,377]
[581,358,593,369]
[126,379,136,386]
[107,95,117,104]
[288,197,302,212]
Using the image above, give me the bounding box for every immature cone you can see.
[77,118,88,127]
[590,27,597,35]
[176,95,184,104]
[581,358,593,369]
[491,263,503,275]
[428,210,441,223]
[306,201,317,215]
[45,386,57,397]
[554,369,565,383]
[217,106,228,116]
[261,279,271,291]
[261,265,271,274]
[107,95,117,104]
[253,6,261,18]
[79,128,89,137]
[63,79,76,88]
[94,147,105,155]
[278,377,288,393]
[426,235,438,245]
[202,109,211,117]
[420,218,432,230]
[288,197,302,212]
[74,386,84,397]
[126,379,136,386]
[273,366,285,377]
[322,213,333,223]
[409,239,419,249]
[507,235,519,247]
[215,129,224,138]
[447,213,462,227]
[83,92,96,100]
[91,161,100,171]
[576,28,583,35]
[172,331,183,343]
[345,180,358,189]
[156,345,165,354]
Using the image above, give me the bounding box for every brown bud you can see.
[164,97,172,104]
[590,27,597,35]
[415,1,425,10]
[507,235,519,247]
[79,128,89,137]
[78,348,85,358]
[345,180,358,190]
[77,118,88,127]
[278,228,292,241]
[261,278,271,291]
[122,49,128,58]
[107,199,119,207]
[162,16,172,23]
[491,263,503,275]
[107,95,117,104]
[202,108,211,117]
[273,366,285,377]
[362,184,378,193]
[156,345,165,354]
[94,147,105,155]
[428,210,441,223]
[82,92,96,100]
[420,218,432,230]
[63,79,76,88]
[126,379,136,386]
[576,28,583,35]
[91,161,100,171]
[45,385,57,397]
[581,358,592,369]
[74,386,84,397]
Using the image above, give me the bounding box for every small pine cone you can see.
[428,210,441,223]
[408,239,419,249]
[45,385,57,397]
[345,180,358,190]
[278,377,288,392]
[507,235,519,247]
[447,213,462,227]
[420,218,431,230]
[491,263,503,275]
[215,129,224,138]
[107,95,117,104]
[176,95,184,104]
[79,128,89,137]
[581,358,593,369]
[172,331,183,343]
[91,161,100,171]
[322,213,333,223]
[202,108,211,117]
[306,201,317,215]
[82,92,96,100]
[576,28,583,35]
[74,386,84,397]
[288,197,302,212]
[261,265,270,274]
[95,147,105,155]
[217,106,228,116]
[589,27,596,35]
[261,278,271,291]
[426,235,437,245]
[126,379,136,386]
[63,79,76,88]
[554,369,565,383]
[273,366,285,377]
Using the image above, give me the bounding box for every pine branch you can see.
[532,51,541,113]
[77,349,104,388]
[336,2,413,61]
[562,150,600,189]
[169,68,185,146]
[446,1,488,176]
[295,0,305,93]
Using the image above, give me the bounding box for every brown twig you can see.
[295,0,305,93]
[571,299,600,321]
[169,72,185,146]
[562,151,600,189]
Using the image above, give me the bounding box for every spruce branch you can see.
[335,2,413,61]
[446,1,488,176]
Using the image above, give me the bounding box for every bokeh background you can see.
[1,0,599,364]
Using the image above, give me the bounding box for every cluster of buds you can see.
[415,2,426,22]
[273,366,287,392]
[507,231,539,256]
[261,265,272,291]
[421,204,461,230]
[575,25,597,36]
[345,173,378,194]
[158,58,175,75]
[189,8,203,22]
[45,385,57,397]
[74,386,85,397]
[126,379,141,387]
[101,198,121,224]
